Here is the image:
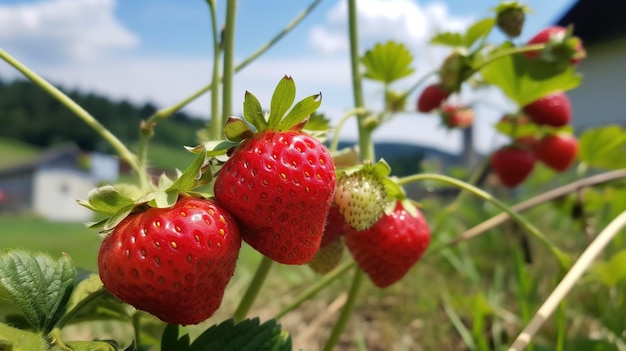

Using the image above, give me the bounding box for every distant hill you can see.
[0,78,205,154]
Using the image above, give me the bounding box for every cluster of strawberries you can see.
[415,24,584,188]
[491,26,584,188]
[96,81,431,326]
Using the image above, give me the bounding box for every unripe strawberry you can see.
[307,204,346,274]
[335,168,390,231]
[439,51,470,92]
[495,3,528,38]
[524,26,585,65]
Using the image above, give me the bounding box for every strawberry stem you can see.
[233,255,273,323]
[328,107,368,153]
[397,173,570,269]
[221,0,237,127]
[206,0,222,140]
[323,1,371,349]
[322,268,364,351]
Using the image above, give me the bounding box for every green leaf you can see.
[361,41,415,84]
[65,340,118,351]
[431,32,465,47]
[188,318,292,351]
[224,116,253,142]
[277,93,322,131]
[166,148,212,194]
[101,204,135,232]
[77,185,137,215]
[243,91,267,131]
[0,250,76,334]
[578,125,626,170]
[0,322,48,351]
[588,250,626,287]
[268,76,296,129]
[464,18,494,48]
[479,43,582,106]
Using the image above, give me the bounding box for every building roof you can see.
[556,0,626,45]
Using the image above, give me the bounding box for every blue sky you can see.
[0,0,575,153]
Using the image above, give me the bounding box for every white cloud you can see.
[0,0,138,63]
[309,0,473,56]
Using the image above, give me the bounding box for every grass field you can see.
[0,137,40,169]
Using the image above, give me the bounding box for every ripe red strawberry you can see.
[535,134,578,172]
[308,204,346,274]
[345,201,430,288]
[523,92,572,127]
[214,130,336,264]
[98,196,241,325]
[524,26,585,65]
[491,146,536,188]
[417,83,451,113]
[440,104,474,129]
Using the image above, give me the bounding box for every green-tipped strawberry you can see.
[440,104,474,129]
[345,200,431,288]
[308,204,346,274]
[213,76,336,265]
[334,160,395,231]
[494,2,530,38]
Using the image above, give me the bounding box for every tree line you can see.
[0,78,206,153]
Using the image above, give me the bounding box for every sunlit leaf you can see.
[578,125,626,170]
[464,18,495,48]
[278,93,322,131]
[361,41,414,83]
[479,42,582,106]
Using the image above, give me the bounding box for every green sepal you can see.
[0,323,48,351]
[492,1,531,14]
[399,198,420,218]
[578,125,626,170]
[361,41,414,84]
[371,158,391,178]
[479,42,582,106]
[277,93,322,131]
[197,140,240,159]
[268,76,296,129]
[77,185,137,215]
[224,116,253,142]
[0,250,76,334]
[101,204,135,232]
[166,147,212,194]
[243,91,267,131]
[188,318,292,351]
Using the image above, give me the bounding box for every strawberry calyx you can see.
[78,145,215,233]
[221,75,323,145]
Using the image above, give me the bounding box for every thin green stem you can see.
[148,0,324,123]
[329,107,368,153]
[221,0,237,123]
[401,69,439,99]
[323,1,371,349]
[398,173,569,269]
[207,0,222,140]
[55,288,110,328]
[0,49,141,177]
[470,43,545,75]
[233,255,274,323]
[274,260,356,320]
[322,268,364,351]
[132,312,142,348]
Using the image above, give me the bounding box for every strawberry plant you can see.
[2,1,626,350]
